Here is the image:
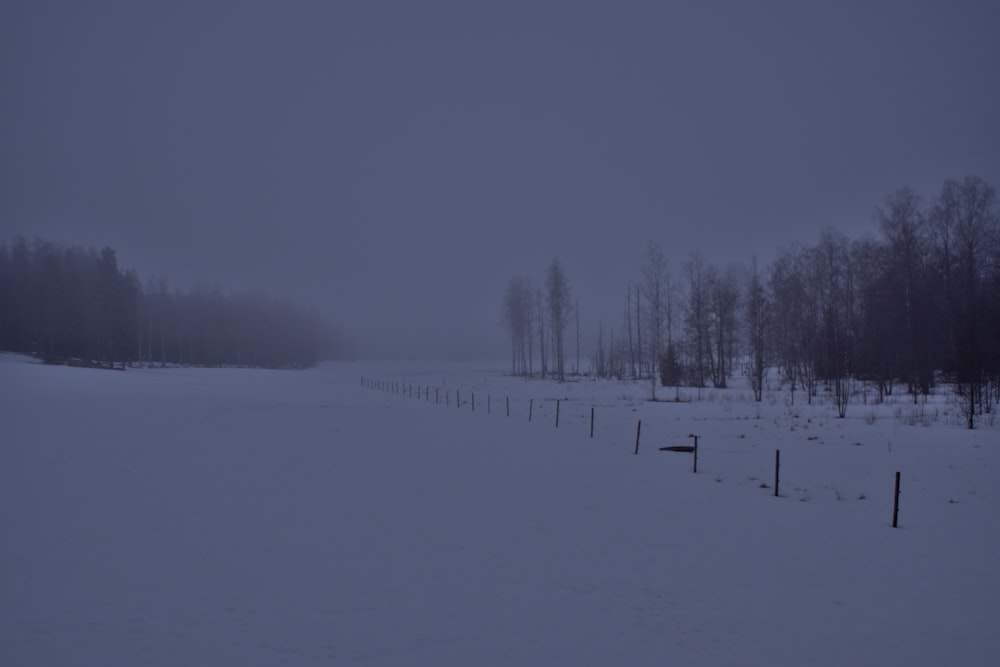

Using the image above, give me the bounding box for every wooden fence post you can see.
[590,408,594,438]
[774,450,781,497]
[634,420,642,455]
[892,471,901,528]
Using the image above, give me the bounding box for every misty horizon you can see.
[2,1,998,359]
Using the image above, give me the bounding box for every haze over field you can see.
[3,0,999,358]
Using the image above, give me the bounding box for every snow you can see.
[1,352,997,665]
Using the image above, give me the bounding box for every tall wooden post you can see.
[774,450,781,497]
[634,420,642,455]
[892,471,901,528]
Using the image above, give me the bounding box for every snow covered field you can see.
[1,353,997,665]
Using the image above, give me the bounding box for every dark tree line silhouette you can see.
[0,237,348,369]
[502,176,1000,428]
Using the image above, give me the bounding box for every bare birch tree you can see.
[546,258,572,381]
[641,241,669,399]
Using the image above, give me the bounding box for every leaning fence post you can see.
[892,471,901,527]
[529,398,533,422]
[634,420,642,455]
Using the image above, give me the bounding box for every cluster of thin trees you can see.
[502,176,1000,428]
[502,258,578,381]
[0,237,347,369]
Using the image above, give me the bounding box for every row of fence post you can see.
[361,376,904,527]
[362,376,597,434]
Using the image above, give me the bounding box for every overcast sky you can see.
[2,1,998,359]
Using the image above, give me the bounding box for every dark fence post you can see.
[472,393,475,412]
[529,398,533,422]
[634,420,642,455]
[690,434,699,473]
[893,471,901,528]
[556,399,560,428]
[590,407,594,438]
[506,396,510,417]
[488,394,491,415]
[774,450,781,497]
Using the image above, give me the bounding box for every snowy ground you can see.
[1,353,997,665]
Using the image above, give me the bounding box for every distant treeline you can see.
[0,237,350,369]
[504,176,1000,428]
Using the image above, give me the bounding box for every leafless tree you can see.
[575,299,580,376]
[708,264,740,388]
[744,257,769,401]
[546,258,573,381]
[501,275,533,376]
[932,176,999,427]
[683,253,712,389]
[641,241,669,398]
[872,187,933,399]
[535,287,547,377]
[768,244,819,404]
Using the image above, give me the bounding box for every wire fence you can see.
[360,374,913,528]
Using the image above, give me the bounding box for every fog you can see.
[2,0,998,359]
